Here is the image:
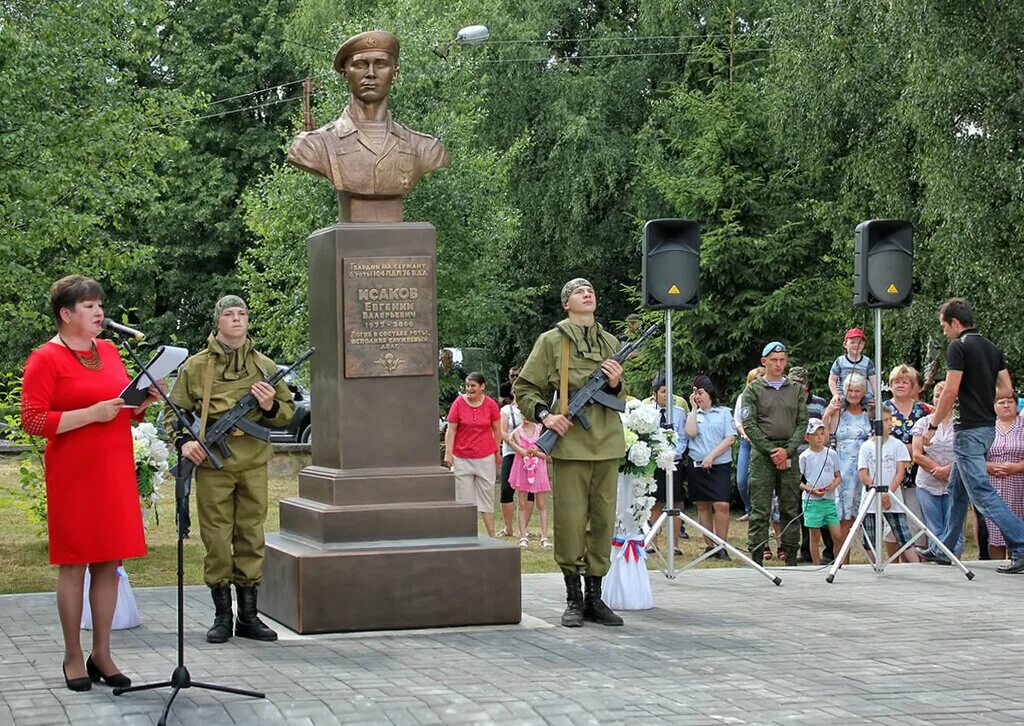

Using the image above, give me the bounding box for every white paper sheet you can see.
[119,345,189,407]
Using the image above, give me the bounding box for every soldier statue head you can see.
[287,30,448,223]
[334,31,399,114]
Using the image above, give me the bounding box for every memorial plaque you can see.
[343,255,435,378]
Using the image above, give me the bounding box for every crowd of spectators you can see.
[441,319,1024,566]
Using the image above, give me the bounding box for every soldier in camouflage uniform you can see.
[167,295,294,643]
[515,279,627,627]
[740,341,808,566]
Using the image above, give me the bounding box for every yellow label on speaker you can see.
[668,284,680,295]
[887,283,898,294]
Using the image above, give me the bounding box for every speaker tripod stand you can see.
[108,332,264,725]
[642,309,782,586]
[826,479,973,582]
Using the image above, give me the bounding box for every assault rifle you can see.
[536,324,660,455]
[171,347,315,479]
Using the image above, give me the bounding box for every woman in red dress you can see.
[20,276,158,691]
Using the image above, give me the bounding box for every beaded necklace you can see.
[59,335,103,371]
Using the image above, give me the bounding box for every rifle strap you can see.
[559,334,570,416]
[198,354,216,440]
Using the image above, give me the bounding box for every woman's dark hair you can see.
[692,374,719,405]
[466,371,486,386]
[50,275,104,321]
[939,298,975,327]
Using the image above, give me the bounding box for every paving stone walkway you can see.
[1,561,1021,725]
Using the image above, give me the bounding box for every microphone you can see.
[103,318,145,341]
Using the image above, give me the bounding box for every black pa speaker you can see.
[642,219,700,310]
[853,220,913,309]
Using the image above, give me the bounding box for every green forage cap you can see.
[213,294,247,322]
[561,278,593,308]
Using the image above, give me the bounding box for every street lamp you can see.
[433,25,490,59]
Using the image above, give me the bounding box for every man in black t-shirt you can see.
[918,298,1024,573]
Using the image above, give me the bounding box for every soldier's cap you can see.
[214,295,247,322]
[761,340,786,357]
[789,366,808,386]
[334,30,399,74]
[561,278,593,308]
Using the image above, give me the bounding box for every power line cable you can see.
[477,48,772,64]
[206,79,307,106]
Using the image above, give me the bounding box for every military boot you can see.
[582,576,623,626]
[561,573,584,627]
[234,585,278,642]
[206,585,233,643]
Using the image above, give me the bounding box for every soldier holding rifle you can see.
[166,295,295,643]
[515,278,628,628]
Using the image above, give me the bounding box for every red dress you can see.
[21,340,147,565]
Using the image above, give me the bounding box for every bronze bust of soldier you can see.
[287,30,449,223]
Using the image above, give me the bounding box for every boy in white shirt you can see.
[799,418,842,564]
[857,407,920,562]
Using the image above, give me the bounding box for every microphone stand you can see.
[107,332,264,725]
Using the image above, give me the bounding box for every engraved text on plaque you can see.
[343,256,435,378]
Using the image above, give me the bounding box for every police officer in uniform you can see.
[514,279,626,627]
[167,296,294,643]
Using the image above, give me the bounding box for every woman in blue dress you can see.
[823,372,871,563]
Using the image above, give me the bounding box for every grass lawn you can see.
[0,456,979,594]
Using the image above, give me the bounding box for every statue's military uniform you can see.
[740,375,808,564]
[167,334,294,589]
[515,317,627,626]
[287,108,448,197]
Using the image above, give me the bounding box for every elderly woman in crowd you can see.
[983,395,1024,560]
[883,364,932,555]
[823,372,872,562]
[911,381,962,555]
[686,375,737,560]
[20,275,158,691]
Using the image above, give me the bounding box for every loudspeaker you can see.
[853,220,913,309]
[642,219,700,310]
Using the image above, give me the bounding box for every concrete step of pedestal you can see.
[261,531,522,633]
[297,465,455,506]
[279,496,478,543]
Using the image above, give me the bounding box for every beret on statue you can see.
[334,30,400,73]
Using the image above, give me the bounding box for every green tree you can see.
[0,0,192,369]
[130,0,305,353]
[636,3,846,397]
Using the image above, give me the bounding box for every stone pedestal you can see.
[261,223,521,633]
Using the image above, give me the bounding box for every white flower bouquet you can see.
[616,399,679,533]
[132,422,174,525]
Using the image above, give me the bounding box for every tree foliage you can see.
[0,0,192,369]
[4,0,1024,399]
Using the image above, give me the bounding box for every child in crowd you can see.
[828,328,876,404]
[509,417,551,550]
[857,407,920,562]
[799,418,843,565]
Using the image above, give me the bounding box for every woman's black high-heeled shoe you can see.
[63,663,92,692]
[86,655,131,688]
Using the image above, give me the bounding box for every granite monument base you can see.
[260,223,521,633]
